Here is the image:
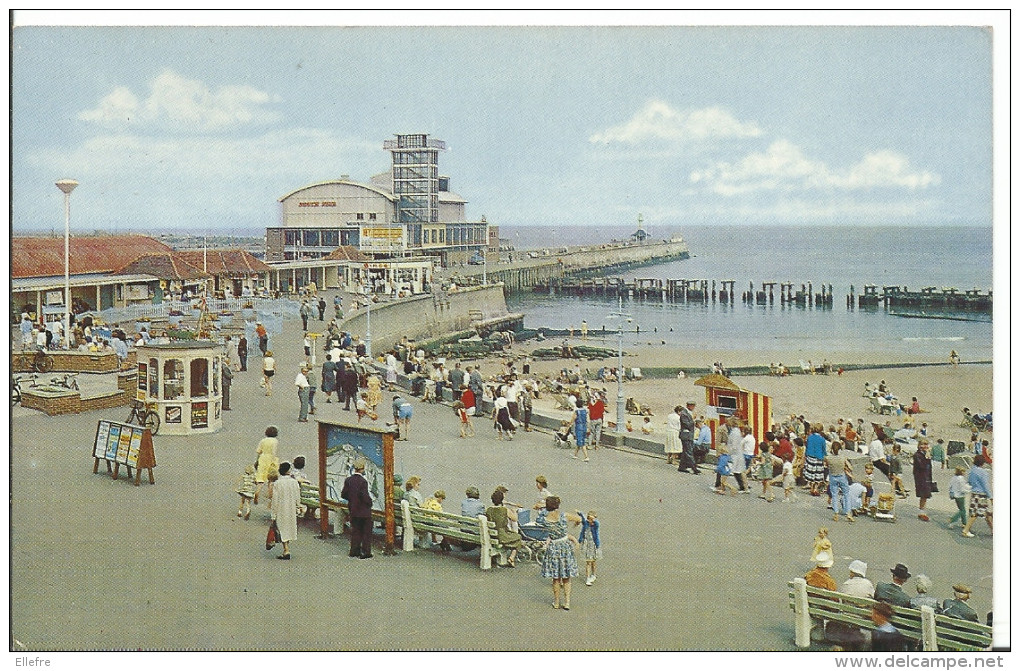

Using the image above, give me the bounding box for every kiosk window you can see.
[149,358,159,397]
[718,395,738,409]
[163,359,184,400]
[191,359,209,398]
[212,357,220,395]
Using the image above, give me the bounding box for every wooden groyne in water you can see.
[531,275,992,320]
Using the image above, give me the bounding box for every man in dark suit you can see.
[941,584,979,622]
[340,458,374,558]
[341,365,359,411]
[677,400,701,474]
[874,563,912,607]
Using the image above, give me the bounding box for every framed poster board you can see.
[317,421,396,553]
[165,405,182,424]
[138,362,147,392]
[91,420,157,485]
[191,402,208,429]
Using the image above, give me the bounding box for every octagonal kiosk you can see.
[136,341,225,435]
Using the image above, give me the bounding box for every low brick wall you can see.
[13,350,121,374]
[22,387,132,416]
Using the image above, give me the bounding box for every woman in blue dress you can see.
[537,496,582,610]
[571,399,590,462]
[321,354,337,403]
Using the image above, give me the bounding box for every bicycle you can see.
[48,372,80,391]
[12,374,40,405]
[14,348,55,373]
[126,399,161,435]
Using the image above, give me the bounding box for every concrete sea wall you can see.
[339,284,510,353]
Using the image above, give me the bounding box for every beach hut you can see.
[694,374,773,452]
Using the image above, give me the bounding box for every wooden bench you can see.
[399,499,506,570]
[299,481,389,527]
[300,483,505,569]
[788,578,992,651]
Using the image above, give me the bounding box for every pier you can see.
[450,237,690,294]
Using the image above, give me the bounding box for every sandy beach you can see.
[481,338,993,452]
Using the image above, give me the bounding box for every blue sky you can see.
[11,16,998,234]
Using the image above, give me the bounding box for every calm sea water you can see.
[505,225,994,361]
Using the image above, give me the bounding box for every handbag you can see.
[266,520,281,550]
[930,481,939,493]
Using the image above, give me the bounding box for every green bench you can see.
[399,499,508,570]
[300,483,507,570]
[788,578,992,651]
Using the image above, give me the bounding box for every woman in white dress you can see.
[665,406,683,465]
[271,461,301,560]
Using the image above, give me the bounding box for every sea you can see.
[503,225,995,362]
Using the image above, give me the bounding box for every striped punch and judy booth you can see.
[694,374,773,454]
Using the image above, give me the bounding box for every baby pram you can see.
[553,425,573,448]
[873,491,896,522]
[515,508,551,563]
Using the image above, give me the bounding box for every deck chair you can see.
[799,360,812,374]
[869,397,892,415]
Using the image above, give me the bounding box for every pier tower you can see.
[384,133,447,250]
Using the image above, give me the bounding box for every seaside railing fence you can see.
[91,298,299,335]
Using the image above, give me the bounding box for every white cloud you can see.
[28,129,381,218]
[589,100,762,145]
[690,140,940,195]
[78,70,281,132]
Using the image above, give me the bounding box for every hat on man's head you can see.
[686,400,696,406]
[815,551,834,568]
[891,563,911,579]
[352,458,367,471]
[848,560,868,577]
[952,584,972,596]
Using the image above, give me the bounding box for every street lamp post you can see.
[364,284,372,359]
[56,179,79,348]
[607,294,632,435]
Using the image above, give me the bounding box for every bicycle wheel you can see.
[35,354,54,373]
[12,385,21,406]
[144,411,160,435]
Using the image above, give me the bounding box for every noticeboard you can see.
[93,420,148,468]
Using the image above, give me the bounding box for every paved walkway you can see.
[10,296,995,651]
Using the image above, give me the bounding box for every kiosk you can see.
[136,341,225,435]
[694,373,773,452]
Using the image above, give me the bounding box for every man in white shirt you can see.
[869,437,890,478]
[741,425,757,471]
[295,366,311,422]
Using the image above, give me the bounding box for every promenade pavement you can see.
[10,299,995,651]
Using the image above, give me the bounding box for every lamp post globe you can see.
[56,179,79,348]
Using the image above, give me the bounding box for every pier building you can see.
[266,133,492,267]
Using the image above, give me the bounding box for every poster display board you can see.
[316,421,396,554]
[91,420,157,486]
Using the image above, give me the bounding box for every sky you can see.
[10,12,1001,235]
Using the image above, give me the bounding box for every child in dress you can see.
[811,527,832,562]
[453,400,475,438]
[771,455,798,502]
[577,509,602,586]
[236,464,257,520]
[752,442,781,502]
